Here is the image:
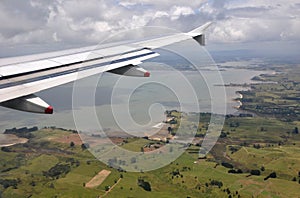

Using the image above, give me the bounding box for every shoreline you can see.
[233,92,243,109]
[230,70,275,113]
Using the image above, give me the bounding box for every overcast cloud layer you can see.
[0,0,299,47]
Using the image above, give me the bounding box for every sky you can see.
[0,0,299,52]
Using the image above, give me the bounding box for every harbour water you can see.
[0,67,267,133]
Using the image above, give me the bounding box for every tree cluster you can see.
[210,180,223,188]
[0,179,18,189]
[43,164,71,179]
[4,127,38,138]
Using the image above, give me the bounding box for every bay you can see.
[0,67,267,134]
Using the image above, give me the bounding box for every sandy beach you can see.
[0,134,28,147]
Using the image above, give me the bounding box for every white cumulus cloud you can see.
[0,0,299,47]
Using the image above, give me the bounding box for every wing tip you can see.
[144,71,150,77]
[45,106,53,114]
[187,21,213,36]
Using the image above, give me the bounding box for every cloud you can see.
[118,0,203,9]
[170,6,195,20]
[0,0,299,47]
[202,0,300,43]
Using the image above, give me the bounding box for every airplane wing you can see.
[0,22,212,114]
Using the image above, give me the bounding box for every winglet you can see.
[187,21,213,36]
[186,22,213,46]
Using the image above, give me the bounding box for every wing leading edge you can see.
[0,22,212,114]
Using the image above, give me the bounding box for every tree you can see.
[30,181,36,187]
[228,169,243,174]
[105,186,110,191]
[131,157,137,164]
[170,120,177,124]
[1,147,11,152]
[81,143,89,150]
[220,131,227,138]
[221,162,234,169]
[264,172,277,180]
[137,178,151,191]
[269,172,277,178]
[293,127,299,134]
[167,127,172,134]
[49,183,55,188]
[250,169,261,176]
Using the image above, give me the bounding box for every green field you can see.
[0,115,299,198]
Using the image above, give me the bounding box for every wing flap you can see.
[108,65,150,77]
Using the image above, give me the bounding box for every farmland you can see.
[0,112,299,198]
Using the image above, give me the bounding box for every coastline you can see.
[230,69,275,113]
[233,92,243,109]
